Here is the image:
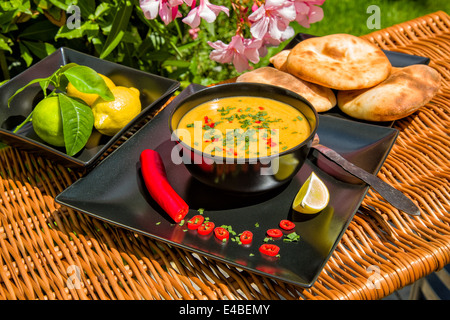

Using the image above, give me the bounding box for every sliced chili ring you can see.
[197,222,215,235]
[214,227,229,242]
[187,215,204,230]
[279,219,295,231]
[259,244,280,256]
[267,228,283,238]
[239,231,253,245]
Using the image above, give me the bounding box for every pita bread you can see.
[337,65,441,121]
[286,34,392,90]
[269,50,290,71]
[236,67,336,112]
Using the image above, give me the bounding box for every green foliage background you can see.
[1,0,449,89]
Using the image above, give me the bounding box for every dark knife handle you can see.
[312,144,420,216]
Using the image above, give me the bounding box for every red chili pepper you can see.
[258,106,264,110]
[198,222,215,235]
[204,116,210,123]
[267,229,283,238]
[266,138,277,147]
[214,227,229,242]
[240,231,253,245]
[279,220,295,231]
[187,215,204,230]
[259,244,280,256]
[140,149,189,223]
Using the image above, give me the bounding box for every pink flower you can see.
[243,38,263,64]
[248,0,296,41]
[293,0,325,28]
[188,27,200,40]
[140,0,184,25]
[208,35,262,73]
[182,0,230,28]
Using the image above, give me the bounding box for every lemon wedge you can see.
[292,172,329,214]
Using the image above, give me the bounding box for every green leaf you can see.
[58,93,94,156]
[21,40,56,60]
[76,0,95,20]
[47,0,69,10]
[0,34,12,53]
[8,63,77,108]
[19,42,33,67]
[8,77,50,108]
[63,65,114,101]
[20,19,58,41]
[100,0,133,59]
[162,60,190,68]
[94,2,111,19]
[55,24,84,40]
[46,62,78,92]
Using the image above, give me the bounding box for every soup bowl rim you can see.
[168,82,319,164]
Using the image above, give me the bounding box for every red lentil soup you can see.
[177,96,311,158]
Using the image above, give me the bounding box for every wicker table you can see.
[0,11,449,300]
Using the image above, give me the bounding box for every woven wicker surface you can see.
[0,11,449,300]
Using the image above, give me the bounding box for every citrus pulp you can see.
[292,171,329,214]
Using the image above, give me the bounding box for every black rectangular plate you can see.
[0,47,180,169]
[56,84,399,287]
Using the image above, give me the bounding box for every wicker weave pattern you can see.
[0,11,449,300]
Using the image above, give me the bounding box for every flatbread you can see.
[337,65,441,121]
[286,34,392,90]
[236,67,336,112]
[269,50,290,71]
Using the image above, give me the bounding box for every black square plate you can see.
[0,47,180,169]
[56,84,399,287]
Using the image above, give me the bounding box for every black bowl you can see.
[0,47,180,170]
[169,83,318,193]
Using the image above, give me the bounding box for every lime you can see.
[292,171,329,214]
[32,96,65,147]
[66,74,116,107]
[91,86,141,136]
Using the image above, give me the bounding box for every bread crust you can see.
[237,67,336,112]
[337,65,441,121]
[286,34,392,90]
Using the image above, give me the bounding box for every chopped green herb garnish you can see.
[283,232,301,242]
